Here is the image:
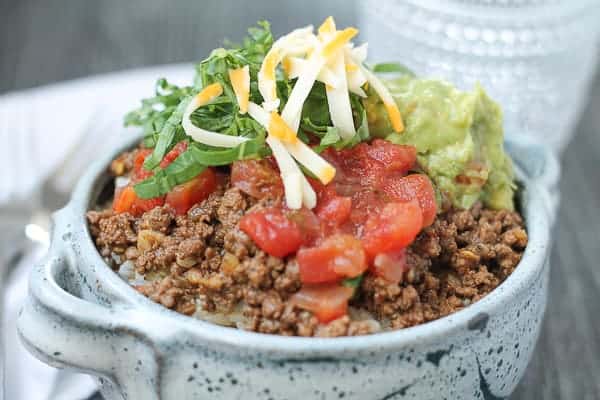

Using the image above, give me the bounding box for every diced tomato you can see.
[362,201,423,257]
[231,159,284,200]
[231,141,433,286]
[165,168,217,215]
[307,176,334,198]
[381,174,437,227]
[113,186,137,214]
[286,208,322,246]
[133,149,153,181]
[315,195,352,226]
[372,248,409,284]
[239,207,303,257]
[323,144,375,185]
[297,234,367,284]
[134,149,152,171]
[160,141,188,169]
[113,185,165,217]
[322,140,417,187]
[289,283,354,323]
[365,139,416,175]
[346,188,384,229]
[133,142,187,182]
[298,253,340,283]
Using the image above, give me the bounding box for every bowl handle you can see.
[506,136,561,224]
[17,234,160,399]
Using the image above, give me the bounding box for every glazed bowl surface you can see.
[18,134,558,400]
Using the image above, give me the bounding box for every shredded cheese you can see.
[358,64,405,133]
[248,102,327,206]
[343,45,368,97]
[281,26,357,131]
[247,101,270,126]
[183,83,249,148]
[321,28,358,59]
[316,16,356,139]
[228,66,250,114]
[258,25,314,111]
[318,16,336,37]
[285,139,336,184]
[351,42,368,63]
[243,17,400,208]
[282,56,340,88]
[248,102,297,143]
[266,136,306,209]
[299,174,317,209]
[268,112,298,143]
[326,50,356,139]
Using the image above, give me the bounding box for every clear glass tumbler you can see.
[359,0,600,152]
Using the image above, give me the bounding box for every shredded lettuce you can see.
[125,21,372,199]
[133,147,207,199]
[320,127,341,147]
[124,79,194,149]
[142,97,191,170]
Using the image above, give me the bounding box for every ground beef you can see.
[138,205,174,233]
[87,210,137,259]
[87,159,527,337]
[359,206,527,330]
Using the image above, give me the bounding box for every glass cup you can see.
[359,0,600,152]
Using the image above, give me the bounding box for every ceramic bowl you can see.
[17,135,559,400]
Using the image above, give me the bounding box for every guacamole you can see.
[365,75,515,210]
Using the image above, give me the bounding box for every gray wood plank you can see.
[1,1,598,399]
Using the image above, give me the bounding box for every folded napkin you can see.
[1,64,192,400]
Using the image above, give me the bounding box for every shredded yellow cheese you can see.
[285,139,337,185]
[345,62,358,73]
[385,102,405,133]
[282,57,293,77]
[257,25,314,111]
[359,64,405,133]
[268,112,298,143]
[228,66,250,114]
[195,83,223,106]
[318,16,336,37]
[321,28,358,59]
[244,17,401,208]
[260,48,281,97]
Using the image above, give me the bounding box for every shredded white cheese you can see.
[244,17,402,208]
[183,83,250,148]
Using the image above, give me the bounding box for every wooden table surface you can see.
[1,1,599,399]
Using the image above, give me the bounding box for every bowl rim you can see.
[66,133,551,356]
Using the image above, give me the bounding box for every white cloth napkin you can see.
[1,63,193,400]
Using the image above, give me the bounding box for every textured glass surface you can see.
[360,0,600,151]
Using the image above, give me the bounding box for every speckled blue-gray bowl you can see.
[17,134,559,400]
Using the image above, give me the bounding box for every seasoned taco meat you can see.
[87,144,527,337]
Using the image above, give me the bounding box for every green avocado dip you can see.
[365,75,515,210]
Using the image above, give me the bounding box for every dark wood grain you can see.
[1,1,598,399]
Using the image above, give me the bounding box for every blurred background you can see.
[1,1,599,399]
